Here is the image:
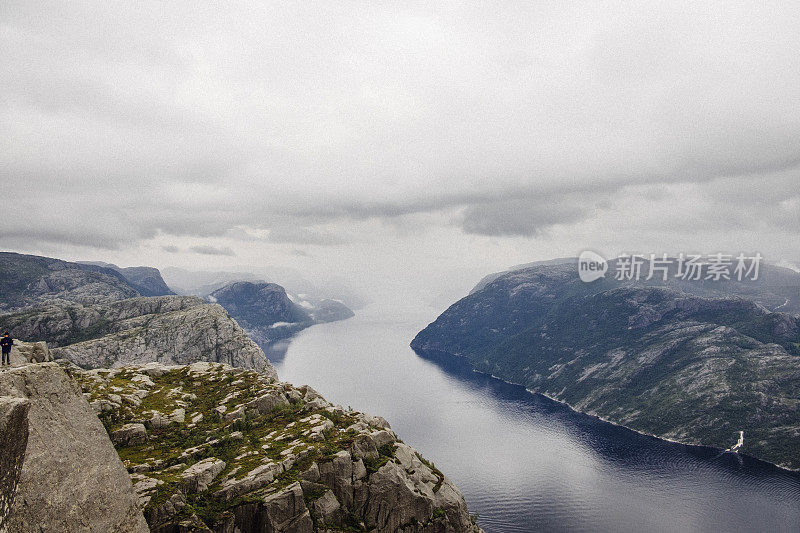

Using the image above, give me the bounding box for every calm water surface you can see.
[271,304,800,533]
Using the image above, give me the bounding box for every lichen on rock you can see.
[74,361,482,532]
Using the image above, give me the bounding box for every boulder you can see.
[148,411,171,429]
[0,363,148,532]
[180,457,226,493]
[311,489,341,523]
[12,341,52,364]
[244,391,290,415]
[318,451,355,509]
[170,408,186,424]
[111,423,148,446]
[364,414,391,429]
[215,462,281,501]
[145,492,189,529]
[361,458,476,532]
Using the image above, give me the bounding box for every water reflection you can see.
[260,339,292,365]
[274,305,800,533]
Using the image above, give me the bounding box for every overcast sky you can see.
[2,1,799,306]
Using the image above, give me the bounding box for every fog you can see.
[3,1,799,307]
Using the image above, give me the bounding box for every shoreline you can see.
[415,346,799,474]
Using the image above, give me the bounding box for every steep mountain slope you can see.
[74,361,482,532]
[469,257,578,294]
[211,282,308,325]
[80,262,175,297]
[117,267,174,297]
[210,282,353,346]
[412,261,800,469]
[0,253,479,531]
[1,296,277,377]
[0,252,140,311]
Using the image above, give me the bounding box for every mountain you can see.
[162,267,368,311]
[0,253,277,375]
[0,253,356,375]
[467,257,800,313]
[3,361,480,532]
[1,295,277,377]
[80,262,174,297]
[209,281,354,346]
[310,298,356,323]
[161,267,264,297]
[69,360,481,532]
[211,282,309,327]
[412,259,800,469]
[470,257,578,294]
[0,253,479,530]
[0,252,140,312]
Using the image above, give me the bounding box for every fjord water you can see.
[272,304,800,533]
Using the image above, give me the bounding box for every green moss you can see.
[377,443,397,458]
[81,363,408,529]
[186,490,264,527]
[416,452,445,492]
[145,480,183,511]
[302,485,328,502]
[362,455,389,475]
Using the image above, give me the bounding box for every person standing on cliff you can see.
[1,332,13,366]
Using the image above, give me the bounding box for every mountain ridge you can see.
[0,252,141,312]
[78,261,175,297]
[210,281,354,347]
[412,261,800,469]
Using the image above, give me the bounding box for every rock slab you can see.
[0,363,148,533]
[0,397,29,532]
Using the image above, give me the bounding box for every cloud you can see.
[460,196,592,237]
[266,227,346,246]
[189,245,235,256]
[161,245,180,253]
[1,1,799,253]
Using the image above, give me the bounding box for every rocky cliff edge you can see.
[0,363,149,532]
[75,361,482,532]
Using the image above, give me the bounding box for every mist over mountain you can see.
[161,267,265,297]
[209,281,354,347]
[0,251,478,532]
[4,1,800,529]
